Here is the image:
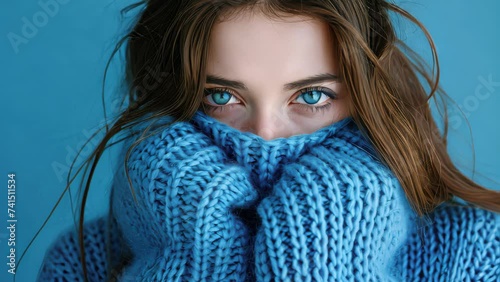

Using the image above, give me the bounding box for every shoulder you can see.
[423,203,499,254]
[402,203,499,281]
[37,216,129,282]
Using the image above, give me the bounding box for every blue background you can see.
[1,0,499,281]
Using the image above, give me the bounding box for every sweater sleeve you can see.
[36,215,129,282]
[401,204,500,281]
[253,138,415,281]
[112,120,259,281]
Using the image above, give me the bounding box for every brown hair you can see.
[23,0,500,281]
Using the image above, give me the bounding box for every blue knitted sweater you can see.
[38,110,499,281]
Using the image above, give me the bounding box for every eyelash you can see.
[202,86,336,114]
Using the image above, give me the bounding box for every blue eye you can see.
[202,86,336,114]
[303,91,321,104]
[294,87,336,113]
[211,92,231,105]
[204,88,240,106]
[295,89,332,105]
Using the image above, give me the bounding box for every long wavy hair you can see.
[23,0,500,281]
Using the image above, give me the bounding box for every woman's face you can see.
[205,11,350,140]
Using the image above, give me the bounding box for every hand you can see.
[254,137,414,281]
[112,120,259,281]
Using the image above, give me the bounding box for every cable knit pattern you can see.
[37,110,500,281]
[253,123,415,281]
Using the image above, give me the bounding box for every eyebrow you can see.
[206,73,340,91]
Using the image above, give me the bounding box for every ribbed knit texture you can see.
[37,110,500,281]
[36,215,129,281]
[401,205,500,281]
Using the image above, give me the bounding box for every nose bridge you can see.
[248,107,288,140]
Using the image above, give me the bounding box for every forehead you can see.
[207,12,338,83]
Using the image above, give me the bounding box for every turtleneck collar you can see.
[189,110,361,193]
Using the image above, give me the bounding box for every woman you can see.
[36,0,499,281]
